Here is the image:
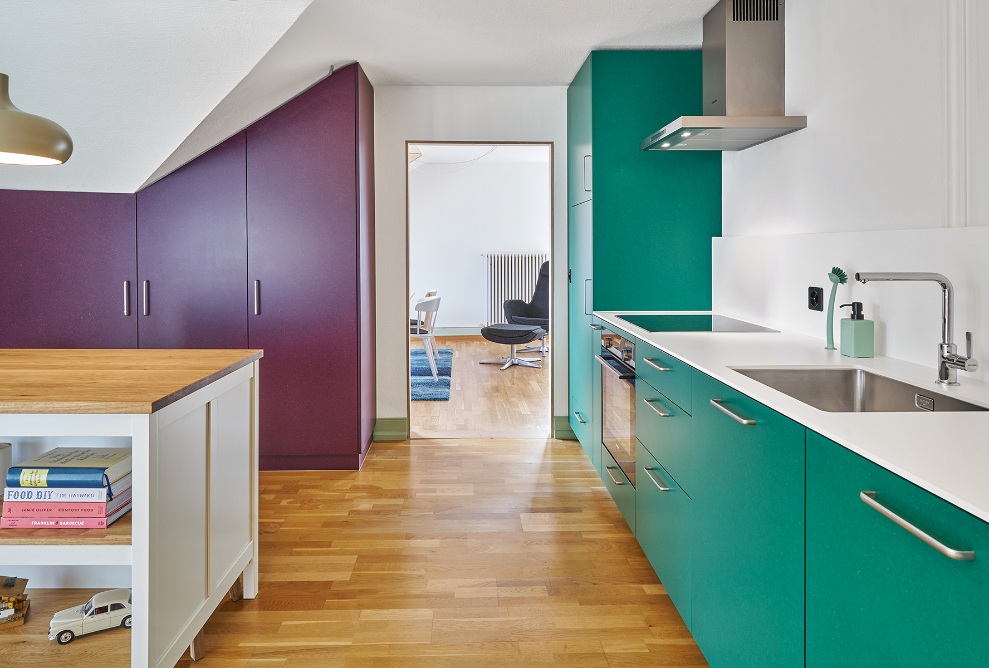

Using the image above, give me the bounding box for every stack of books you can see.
[0,576,29,628]
[0,447,132,529]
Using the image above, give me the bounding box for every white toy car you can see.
[49,588,132,644]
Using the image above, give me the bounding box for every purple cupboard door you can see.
[0,190,137,348]
[247,64,362,470]
[136,132,248,349]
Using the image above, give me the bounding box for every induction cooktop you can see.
[615,314,778,333]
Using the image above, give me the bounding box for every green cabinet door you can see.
[567,56,592,207]
[636,442,691,628]
[806,431,989,667]
[691,373,805,668]
[568,201,594,447]
[602,443,635,532]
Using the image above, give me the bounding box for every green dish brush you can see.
[826,267,847,350]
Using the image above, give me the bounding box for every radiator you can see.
[482,253,548,326]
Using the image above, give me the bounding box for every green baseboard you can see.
[373,417,409,441]
[553,416,577,440]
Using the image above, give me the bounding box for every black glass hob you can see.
[615,314,777,333]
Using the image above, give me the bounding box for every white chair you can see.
[410,296,441,380]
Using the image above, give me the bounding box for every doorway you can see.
[406,141,553,439]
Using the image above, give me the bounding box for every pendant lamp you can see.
[0,72,73,165]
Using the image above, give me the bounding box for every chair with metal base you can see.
[479,324,547,370]
[504,261,549,355]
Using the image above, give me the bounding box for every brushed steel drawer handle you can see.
[643,466,671,492]
[643,358,671,372]
[141,280,150,316]
[595,355,634,380]
[643,398,671,417]
[588,323,605,330]
[572,411,587,425]
[860,491,975,561]
[709,399,756,425]
[605,466,625,486]
[253,280,261,315]
[123,280,131,316]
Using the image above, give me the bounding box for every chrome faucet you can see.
[854,272,978,385]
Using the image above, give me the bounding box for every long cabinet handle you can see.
[141,280,149,316]
[123,280,131,316]
[643,358,672,373]
[605,466,625,486]
[643,398,671,417]
[572,410,587,425]
[709,399,756,425]
[588,323,605,330]
[860,491,975,561]
[643,466,671,492]
[583,278,592,316]
[253,280,261,315]
[595,355,634,380]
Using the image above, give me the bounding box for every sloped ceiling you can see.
[0,0,715,193]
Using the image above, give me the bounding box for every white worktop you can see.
[595,311,989,524]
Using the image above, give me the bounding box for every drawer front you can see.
[601,443,635,533]
[806,430,989,667]
[570,394,592,456]
[636,443,691,628]
[635,341,691,414]
[635,377,693,496]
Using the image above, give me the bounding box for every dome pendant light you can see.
[0,72,73,165]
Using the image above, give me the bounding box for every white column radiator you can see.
[482,253,548,326]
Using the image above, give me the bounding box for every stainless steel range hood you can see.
[641,0,806,151]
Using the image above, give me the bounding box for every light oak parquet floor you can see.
[411,336,550,439]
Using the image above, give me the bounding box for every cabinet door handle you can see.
[605,466,625,486]
[572,410,587,425]
[583,155,592,191]
[643,358,671,373]
[583,278,592,316]
[709,399,756,425]
[643,398,671,417]
[860,491,975,561]
[588,323,605,330]
[123,280,131,316]
[595,355,634,380]
[643,466,671,492]
[253,280,261,315]
[141,280,149,316]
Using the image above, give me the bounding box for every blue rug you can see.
[411,348,453,401]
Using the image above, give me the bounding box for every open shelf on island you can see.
[0,513,131,546]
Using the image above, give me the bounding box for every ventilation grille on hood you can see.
[733,0,779,22]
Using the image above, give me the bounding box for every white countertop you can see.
[595,311,989,524]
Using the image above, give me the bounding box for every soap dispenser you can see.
[839,302,874,358]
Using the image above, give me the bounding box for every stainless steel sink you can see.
[731,366,988,412]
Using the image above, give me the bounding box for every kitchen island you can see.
[0,349,262,668]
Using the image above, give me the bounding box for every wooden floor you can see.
[411,336,551,439]
[7,439,705,667]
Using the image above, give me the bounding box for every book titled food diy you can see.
[5,448,132,489]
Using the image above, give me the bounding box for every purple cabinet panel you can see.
[357,66,376,466]
[248,64,372,470]
[137,132,248,349]
[0,191,137,348]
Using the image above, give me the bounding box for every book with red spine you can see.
[1,488,132,518]
[0,501,131,529]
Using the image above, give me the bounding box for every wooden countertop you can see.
[0,349,262,414]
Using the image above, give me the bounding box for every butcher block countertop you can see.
[0,349,262,414]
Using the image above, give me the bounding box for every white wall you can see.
[409,158,551,330]
[715,0,989,379]
[374,87,568,422]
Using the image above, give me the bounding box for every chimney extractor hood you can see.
[641,0,806,152]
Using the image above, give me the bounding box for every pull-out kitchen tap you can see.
[854,272,978,385]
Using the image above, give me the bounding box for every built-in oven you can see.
[596,329,636,487]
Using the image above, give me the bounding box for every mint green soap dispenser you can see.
[839,302,874,358]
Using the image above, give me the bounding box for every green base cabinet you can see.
[635,376,693,496]
[806,431,989,667]
[601,444,635,532]
[691,373,805,668]
[636,442,691,628]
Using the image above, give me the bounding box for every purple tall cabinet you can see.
[247,64,376,470]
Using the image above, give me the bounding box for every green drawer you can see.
[636,443,691,628]
[601,443,635,533]
[570,394,592,455]
[635,377,693,497]
[635,341,692,414]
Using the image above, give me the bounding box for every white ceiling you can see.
[0,0,716,193]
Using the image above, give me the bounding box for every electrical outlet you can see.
[808,286,824,311]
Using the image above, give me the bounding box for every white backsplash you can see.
[712,227,989,383]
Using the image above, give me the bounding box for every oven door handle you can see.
[595,355,634,380]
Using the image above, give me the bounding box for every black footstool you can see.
[479,324,547,370]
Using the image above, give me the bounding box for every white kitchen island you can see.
[0,349,262,668]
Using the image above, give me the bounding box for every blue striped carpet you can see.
[410,348,453,401]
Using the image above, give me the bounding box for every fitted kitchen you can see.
[1,0,989,666]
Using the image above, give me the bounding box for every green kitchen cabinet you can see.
[806,431,989,667]
[568,56,592,207]
[635,376,693,496]
[601,443,635,531]
[568,201,594,446]
[690,372,805,668]
[636,442,692,628]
